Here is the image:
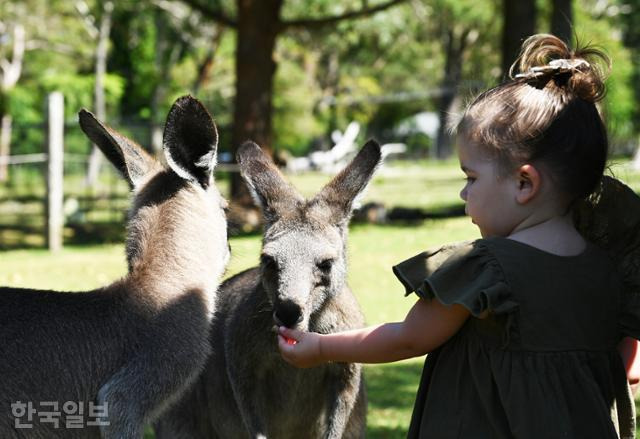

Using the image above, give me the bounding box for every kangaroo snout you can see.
[273,300,303,328]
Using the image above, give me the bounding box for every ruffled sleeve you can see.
[392,240,518,318]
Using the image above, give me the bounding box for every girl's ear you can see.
[515,164,541,204]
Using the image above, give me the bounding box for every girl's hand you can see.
[277,326,324,368]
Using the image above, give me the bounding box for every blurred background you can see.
[2,0,640,437]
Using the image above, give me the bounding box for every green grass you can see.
[287,157,466,213]
[0,245,127,290]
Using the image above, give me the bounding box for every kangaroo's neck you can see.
[123,199,225,313]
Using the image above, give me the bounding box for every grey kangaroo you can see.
[155,140,382,438]
[0,95,229,438]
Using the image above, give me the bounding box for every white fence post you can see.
[46,92,64,252]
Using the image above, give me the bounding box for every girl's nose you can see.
[460,187,467,202]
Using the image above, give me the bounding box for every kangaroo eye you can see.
[316,259,333,272]
[261,254,277,270]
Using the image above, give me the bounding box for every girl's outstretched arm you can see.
[278,298,470,368]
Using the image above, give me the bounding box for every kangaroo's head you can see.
[238,140,381,330]
[78,96,229,295]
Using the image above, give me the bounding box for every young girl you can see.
[278,34,639,438]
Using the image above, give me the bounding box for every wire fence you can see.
[0,109,242,251]
[0,101,160,250]
[0,154,130,250]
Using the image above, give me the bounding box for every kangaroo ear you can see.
[78,109,158,188]
[237,141,303,222]
[163,95,218,188]
[313,140,382,224]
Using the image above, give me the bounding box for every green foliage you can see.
[603,47,635,151]
[40,73,125,119]
[108,1,227,122]
[404,132,434,156]
[9,73,124,155]
[573,1,636,150]
[272,39,325,155]
[278,0,499,157]
[9,86,42,124]
[617,0,640,135]
[109,5,159,118]
[3,0,640,162]
[2,0,94,123]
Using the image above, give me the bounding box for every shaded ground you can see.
[365,361,424,438]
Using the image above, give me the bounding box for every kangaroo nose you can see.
[274,300,302,328]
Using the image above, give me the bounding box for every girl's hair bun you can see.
[509,34,610,103]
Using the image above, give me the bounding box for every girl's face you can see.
[457,142,521,238]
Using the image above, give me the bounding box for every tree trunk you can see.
[0,24,26,182]
[0,112,12,182]
[86,1,113,187]
[230,0,282,205]
[551,0,573,44]
[435,28,467,159]
[633,143,640,171]
[180,0,408,206]
[502,0,537,78]
[193,27,225,94]
[150,9,182,156]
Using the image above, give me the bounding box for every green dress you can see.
[393,237,636,439]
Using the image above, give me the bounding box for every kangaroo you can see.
[155,140,382,439]
[0,95,229,438]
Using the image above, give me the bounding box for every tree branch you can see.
[74,1,99,39]
[1,24,25,90]
[178,0,237,28]
[281,0,409,30]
